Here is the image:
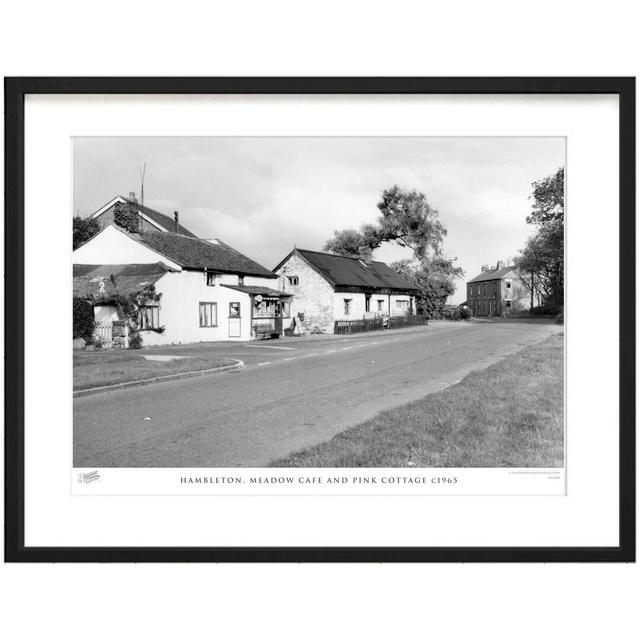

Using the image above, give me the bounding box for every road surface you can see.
[74,320,562,467]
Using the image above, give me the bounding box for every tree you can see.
[113,200,140,233]
[73,216,101,250]
[391,257,464,317]
[375,186,446,261]
[324,228,374,261]
[324,185,463,317]
[517,167,564,307]
[527,167,564,226]
[324,186,447,261]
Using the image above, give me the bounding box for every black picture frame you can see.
[4,77,635,563]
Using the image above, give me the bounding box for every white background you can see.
[1,1,638,639]
[24,94,609,548]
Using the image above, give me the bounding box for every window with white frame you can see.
[140,306,159,330]
[199,302,218,327]
[287,275,299,286]
[377,299,384,312]
[206,272,216,286]
[344,299,352,315]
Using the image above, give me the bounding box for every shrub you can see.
[442,306,462,321]
[129,333,143,349]
[530,303,563,316]
[460,307,472,320]
[73,297,95,342]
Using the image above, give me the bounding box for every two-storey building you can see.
[466,261,529,317]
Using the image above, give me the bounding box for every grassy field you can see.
[73,350,236,390]
[271,333,564,468]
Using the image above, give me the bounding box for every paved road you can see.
[74,320,562,467]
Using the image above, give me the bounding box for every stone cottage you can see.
[274,248,418,333]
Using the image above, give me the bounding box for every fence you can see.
[93,321,113,348]
[387,314,429,330]
[334,317,384,335]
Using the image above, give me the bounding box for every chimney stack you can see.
[174,211,179,233]
[481,264,490,273]
[129,191,137,202]
[497,260,506,270]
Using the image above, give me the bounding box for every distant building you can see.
[466,261,529,317]
[274,248,418,333]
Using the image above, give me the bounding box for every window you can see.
[506,300,512,308]
[477,284,481,295]
[140,306,159,329]
[287,275,299,286]
[365,294,371,312]
[206,272,216,286]
[238,275,245,286]
[396,300,409,310]
[505,280,512,289]
[377,299,384,312]
[344,299,352,315]
[199,302,218,327]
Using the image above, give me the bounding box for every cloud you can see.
[74,136,565,301]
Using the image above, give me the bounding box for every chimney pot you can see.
[174,211,179,233]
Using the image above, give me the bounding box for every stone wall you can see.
[276,252,335,333]
[112,320,129,349]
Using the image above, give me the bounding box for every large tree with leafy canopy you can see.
[516,167,564,307]
[324,185,463,316]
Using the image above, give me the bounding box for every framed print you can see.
[4,77,635,562]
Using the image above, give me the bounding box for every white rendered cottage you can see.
[274,249,418,334]
[73,224,291,345]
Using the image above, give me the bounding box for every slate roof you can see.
[467,266,518,283]
[135,231,277,277]
[121,197,198,238]
[283,249,418,292]
[73,263,175,299]
[222,284,293,297]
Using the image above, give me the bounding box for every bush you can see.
[530,303,563,316]
[460,307,472,320]
[73,297,95,342]
[129,333,143,349]
[442,306,462,321]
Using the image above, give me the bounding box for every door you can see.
[228,301,241,337]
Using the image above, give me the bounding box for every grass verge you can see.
[73,350,237,390]
[271,333,564,468]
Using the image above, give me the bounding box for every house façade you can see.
[466,261,529,317]
[274,248,418,334]
[73,225,291,345]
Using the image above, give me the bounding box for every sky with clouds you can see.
[73,137,565,303]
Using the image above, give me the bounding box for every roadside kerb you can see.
[73,359,244,397]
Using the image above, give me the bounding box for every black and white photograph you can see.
[72,136,565,471]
